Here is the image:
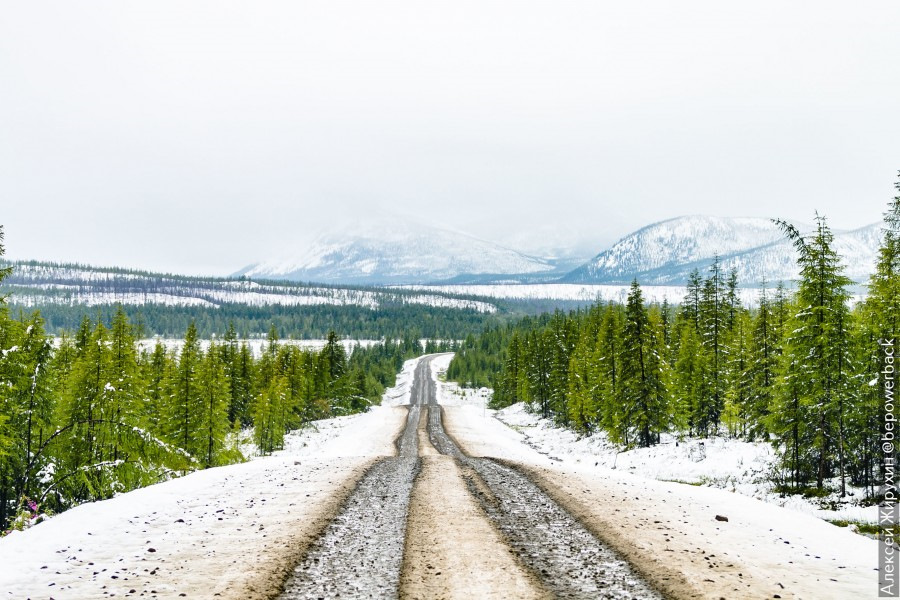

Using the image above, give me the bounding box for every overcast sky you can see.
[2,1,899,275]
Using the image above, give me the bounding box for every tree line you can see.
[450,175,900,500]
[6,297,495,341]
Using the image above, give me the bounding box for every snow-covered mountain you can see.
[236,214,881,286]
[565,216,881,285]
[236,219,560,285]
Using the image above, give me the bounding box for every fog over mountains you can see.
[236,216,882,287]
[235,218,567,285]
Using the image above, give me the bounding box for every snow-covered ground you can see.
[443,401,879,599]
[400,283,766,306]
[5,263,499,312]
[11,285,497,313]
[496,403,878,525]
[133,337,381,358]
[428,355,880,526]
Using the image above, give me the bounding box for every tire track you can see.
[423,365,663,599]
[282,355,662,599]
[279,362,426,599]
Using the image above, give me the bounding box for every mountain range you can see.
[565,216,881,285]
[236,216,883,287]
[235,218,570,285]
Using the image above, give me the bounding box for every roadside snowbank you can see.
[381,355,425,406]
[443,403,880,600]
[495,402,879,526]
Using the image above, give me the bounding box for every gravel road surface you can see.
[283,355,661,599]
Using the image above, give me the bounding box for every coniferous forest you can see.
[449,176,900,501]
[0,225,443,530]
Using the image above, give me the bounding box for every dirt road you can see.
[280,356,662,599]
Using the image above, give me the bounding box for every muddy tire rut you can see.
[280,356,663,599]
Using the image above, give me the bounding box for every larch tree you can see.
[167,322,202,461]
[773,216,854,493]
[196,341,231,468]
[619,281,669,447]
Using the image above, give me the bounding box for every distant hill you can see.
[234,219,563,285]
[564,216,880,285]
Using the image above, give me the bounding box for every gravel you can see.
[280,365,424,599]
[283,355,661,599]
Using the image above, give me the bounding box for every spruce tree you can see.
[108,308,140,469]
[57,320,116,501]
[856,173,900,497]
[723,308,752,438]
[15,313,55,501]
[143,341,171,439]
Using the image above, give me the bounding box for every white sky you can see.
[1,1,899,275]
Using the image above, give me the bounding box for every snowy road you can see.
[0,354,883,599]
[279,356,660,599]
